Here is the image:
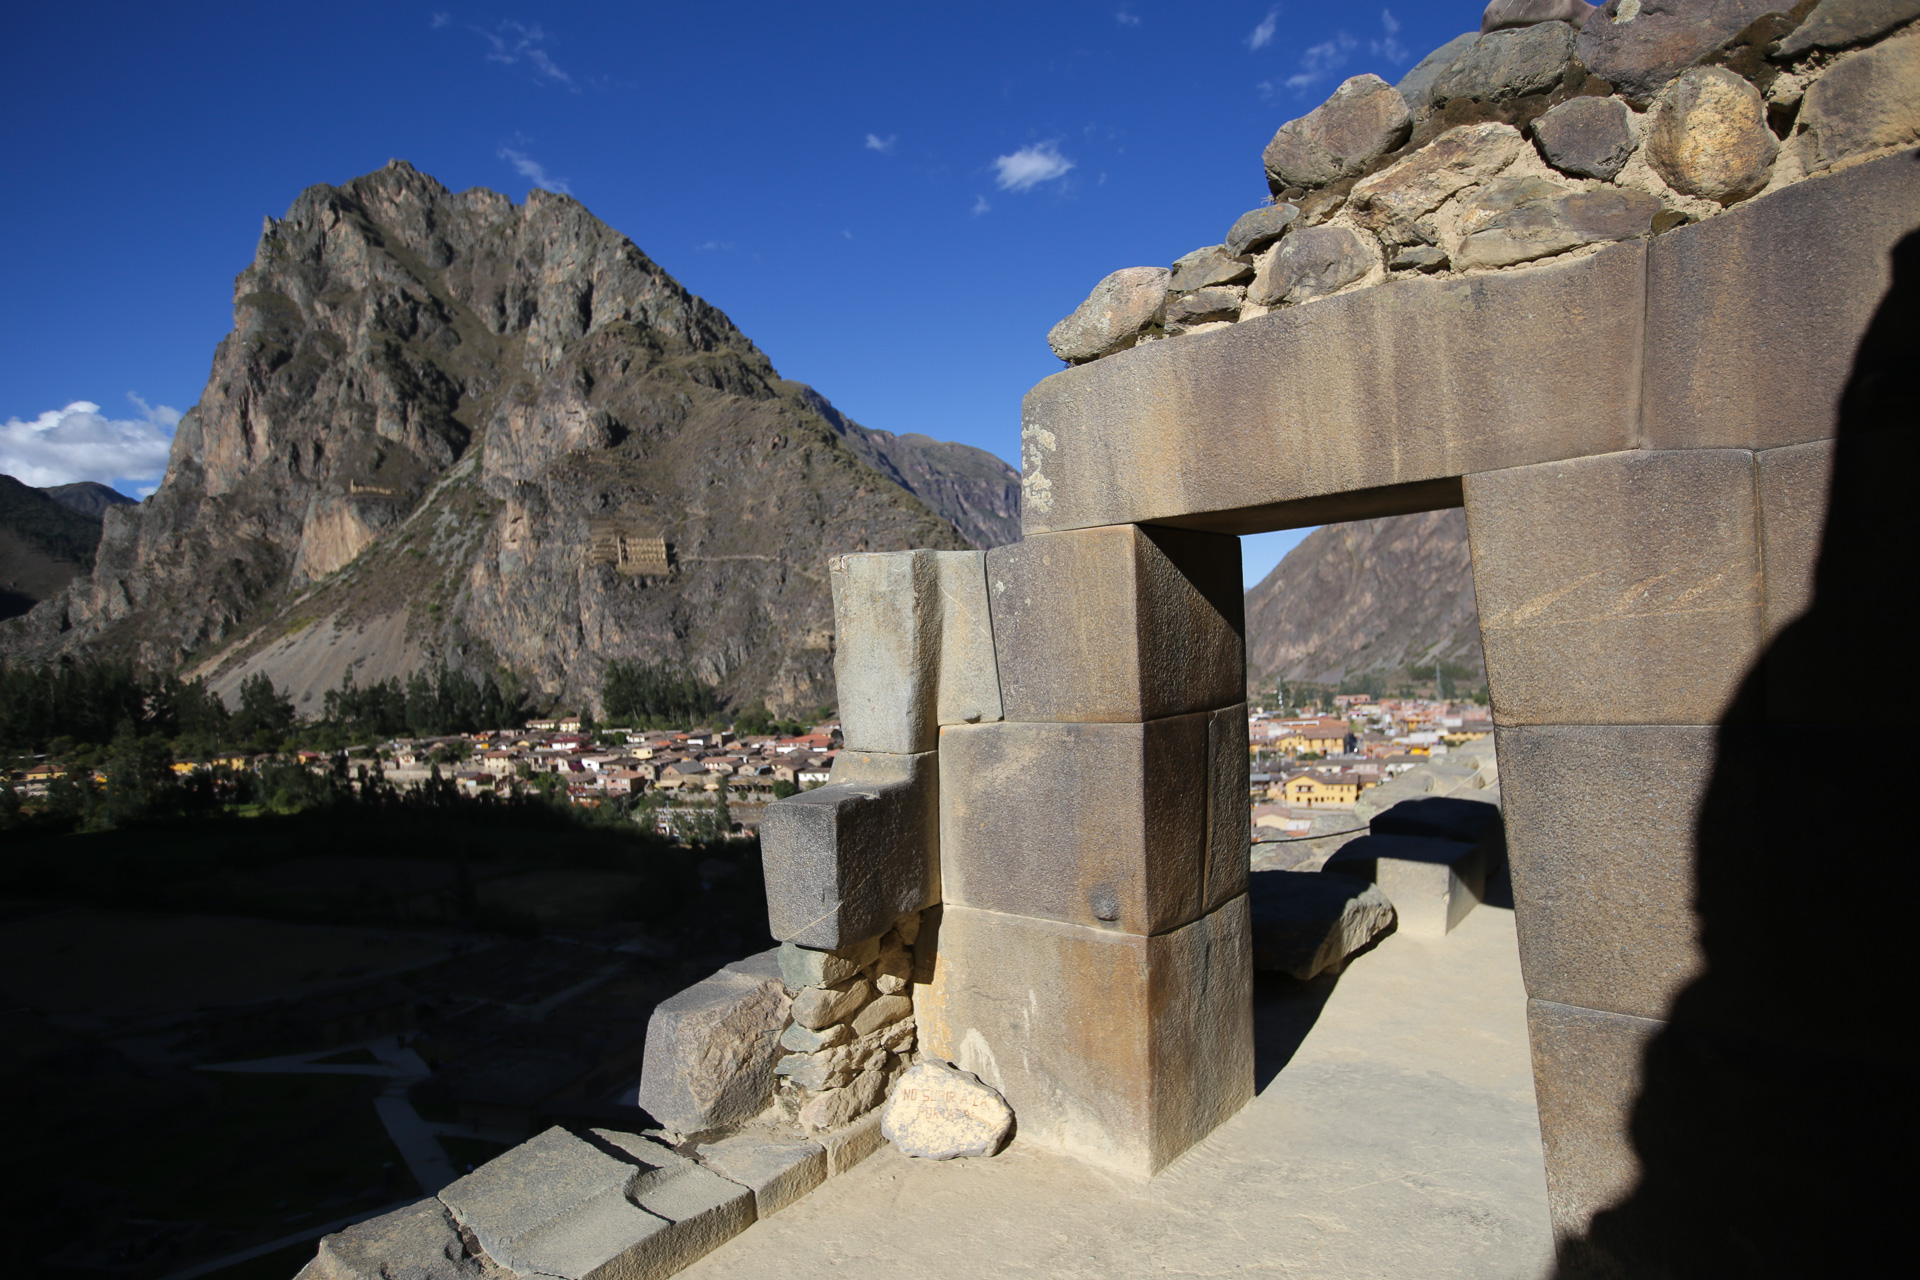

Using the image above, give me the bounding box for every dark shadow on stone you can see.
[1251,968,1341,1094]
[1555,177,1918,1278]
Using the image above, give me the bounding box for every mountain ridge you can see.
[1,161,1011,716]
[1244,510,1484,691]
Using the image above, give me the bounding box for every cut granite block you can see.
[819,1107,889,1175]
[693,1132,827,1217]
[297,1198,509,1280]
[635,959,791,1136]
[437,1127,638,1269]
[761,750,938,949]
[1325,834,1485,937]
[932,549,1004,726]
[832,551,940,754]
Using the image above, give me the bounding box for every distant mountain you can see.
[1,161,996,716]
[0,475,110,621]
[42,481,138,519]
[792,385,1020,549]
[1244,510,1484,689]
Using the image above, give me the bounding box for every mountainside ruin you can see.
[1243,510,1483,687]
[0,162,1018,715]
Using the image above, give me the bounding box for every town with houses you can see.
[10,696,1493,840]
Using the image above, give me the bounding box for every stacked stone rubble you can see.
[1051,0,1920,362]
[770,922,922,1133]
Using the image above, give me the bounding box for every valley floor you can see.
[682,901,1553,1280]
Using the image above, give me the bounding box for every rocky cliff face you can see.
[1,161,984,715]
[1244,510,1484,687]
[0,476,108,621]
[793,385,1021,549]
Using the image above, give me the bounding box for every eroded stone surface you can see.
[1167,286,1247,326]
[799,1064,890,1132]
[1777,0,1920,58]
[1263,74,1412,189]
[1454,177,1663,268]
[1432,21,1578,103]
[1798,33,1920,169]
[1047,266,1169,362]
[791,978,872,1031]
[297,1199,510,1280]
[1225,204,1301,255]
[1576,0,1782,106]
[831,551,939,754]
[1350,122,1526,235]
[1170,245,1254,291]
[882,1060,1015,1159]
[1249,225,1376,304]
[1532,94,1637,179]
[1645,66,1776,203]
[1483,0,1599,32]
[637,956,792,1136]
[1398,32,1483,111]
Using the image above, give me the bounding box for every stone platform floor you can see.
[682,903,1553,1279]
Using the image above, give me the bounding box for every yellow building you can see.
[1281,773,1361,808]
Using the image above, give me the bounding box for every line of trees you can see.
[600,659,718,728]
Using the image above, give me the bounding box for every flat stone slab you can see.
[297,1198,511,1279]
[1247,870,1396,980]
[439,1126,756,1280]
[695,1132,828,1218]
[1325,835,1486,937]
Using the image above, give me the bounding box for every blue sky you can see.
[0,1,1486,585]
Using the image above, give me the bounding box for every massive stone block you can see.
[1325,834,1486,937]
[1756,439,1835,642]
[298,1198,508,1280]
[985,524,1243,723]
[692,1132,826,1219]
[1497,725,1710,1021]
[939,717,1207,935]
[761,750,938,949]
[829,549,1003,750]
[636,952,791,1136]
[1527,998,1662,1241]
[1464,449,1762,727]
[1642,149,1920,452]
[438,1126,754,1280]
[1018,240,1644,536]
[831,551,940,754]
[1205,704,1252,912]
[931,549,1003,726]
[914,897,1254,1177]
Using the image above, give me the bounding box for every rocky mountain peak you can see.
[3,163,1010,716]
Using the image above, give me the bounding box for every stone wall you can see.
[1046,1,1919,371]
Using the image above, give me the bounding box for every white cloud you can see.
[499,147,571,194]
[1247,7,1279,50]
[971,194,992,216]
[1284,32,1357,93]
[430,12,450,29]
[1116,7,1142,26]
[1372,9,1408,64]
[864,132,897,154]
[0,396,178,490]
[993,142,1074,192]
[694,239,734,251]
[473,20,574,87]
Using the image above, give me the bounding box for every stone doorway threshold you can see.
[681,904,1553,1279]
